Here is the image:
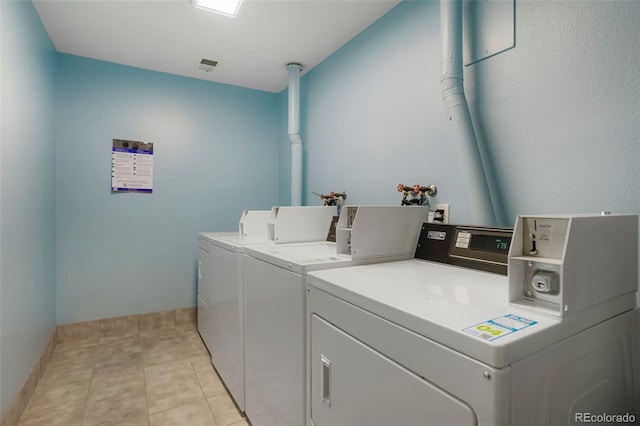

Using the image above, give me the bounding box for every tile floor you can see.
[18,323,249,426]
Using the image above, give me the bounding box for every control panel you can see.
[414,223,513,275]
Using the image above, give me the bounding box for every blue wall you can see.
[467,0,640,222]
[0,0,57,416]
[55,55,280,324]
[288,1,469,214]
[292,0,640,227]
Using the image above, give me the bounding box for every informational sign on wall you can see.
[111,139,154,193]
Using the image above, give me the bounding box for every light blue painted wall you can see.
[293,0,640,228]
[294,1,471,217]
[55,55,280,324]
[466,0,640,222]
[0,0,57,416]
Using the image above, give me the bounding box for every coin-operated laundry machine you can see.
[306,214,639,426]
[198,206,336,412]
[243,206,430,426]
[198,210,269,350]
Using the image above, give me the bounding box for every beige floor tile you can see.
[227,420,250,426]
[207,394,244,426]
[82,391,148,426]
[16,315,240,426]
[99,333,142,346]
[89,335,143,376]
[97,334,142,355]
[100,315,140,338]
[88,367,145,403]
[193,365,228,399]
[146,383,205,415]
[47,345,99,372]
[182,333,208,354]
[144,358,194,382]
[142,332,207,367]
[145,360,205,414]
[20,376,90,422]
[113,416,150,426]
[189,355,213,374]
[93,348,144,376]
[57,320,101,344]
[38,366,94,390]
[142,345,191,368]
[139,331,181,352]
[53,338,100,353]
[18,404,85,426]
[140,326,203,349]
[149,400,217,426]
[175,307,197,327]
[140,311,175,330]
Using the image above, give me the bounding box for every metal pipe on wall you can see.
[287,63,303,206]
[440,0,496,225]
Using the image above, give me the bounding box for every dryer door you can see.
[310,315,477,426]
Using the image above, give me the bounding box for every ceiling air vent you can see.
[196,58,218,72]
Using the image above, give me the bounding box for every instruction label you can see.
[112,139,153,193]
[463,314,537,341]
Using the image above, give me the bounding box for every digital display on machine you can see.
[470,234,511,253]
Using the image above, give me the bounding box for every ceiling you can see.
[33,0,400,93]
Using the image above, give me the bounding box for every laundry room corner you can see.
[54,55,281,325]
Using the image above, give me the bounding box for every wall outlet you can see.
[434,203,450,224]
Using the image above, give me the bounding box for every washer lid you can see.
[247,241,356,273]
[199,232,271,253]
[199,231,238,243]
[307,260,565,368]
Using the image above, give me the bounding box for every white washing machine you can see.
[198,206,336,411]
[306,215,640,426]
[243,206,430,426]
[197,230,238,352]
[198,211,271,412]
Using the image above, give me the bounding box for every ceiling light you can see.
[194,0,242,17]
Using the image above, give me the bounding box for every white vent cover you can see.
[196,58,218,72]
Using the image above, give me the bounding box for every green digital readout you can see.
[469,234,512,253]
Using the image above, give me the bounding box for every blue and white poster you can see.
[111,139,154,193]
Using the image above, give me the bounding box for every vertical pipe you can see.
[441,0,496,225]
[287,63,303,206]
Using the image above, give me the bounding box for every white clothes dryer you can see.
[306,216,640,426]
[198,206,336,411]
[243,206,430,426]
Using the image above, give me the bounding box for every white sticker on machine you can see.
[463,314,537,341]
